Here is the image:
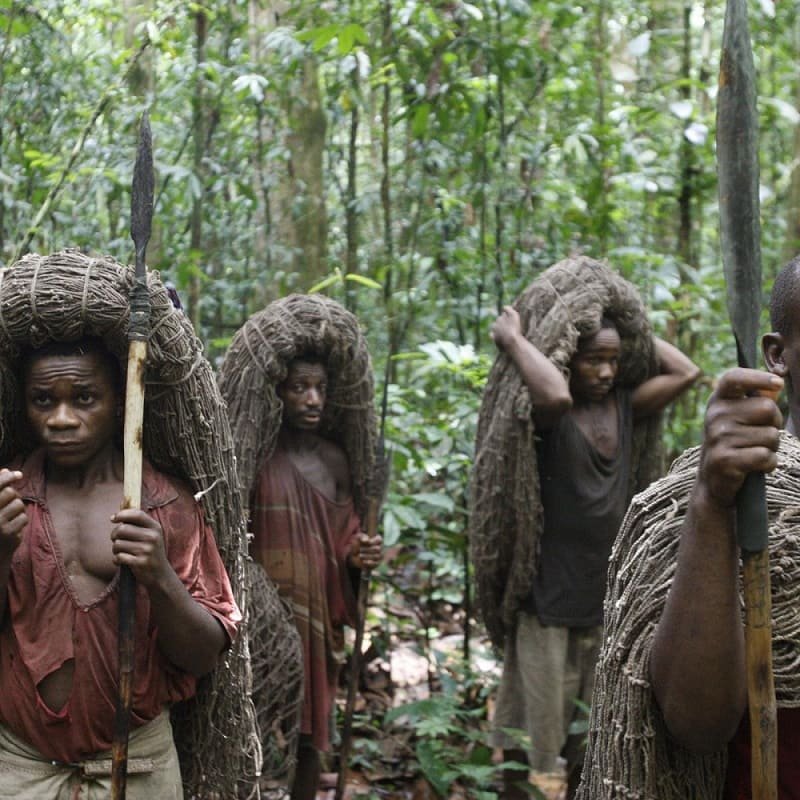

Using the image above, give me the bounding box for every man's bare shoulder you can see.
[318,438,352,494]
[318,437,348,471]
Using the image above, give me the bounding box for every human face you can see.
[24,351,120,468]
[569,326,621,402]
[278,361,328,432]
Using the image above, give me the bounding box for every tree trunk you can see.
[248,0,279,296]
[783,17,800,261]
[593,0,610,255]
[188,9,207,329]
[252,2,328,292]
[345,73,359,311]
[677,3,694,267]
[123,0,158,266]
[287,58,329,286]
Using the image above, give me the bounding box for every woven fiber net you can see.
[0,249,259,799]
[217,293,376,781]
[244,559,303,789]
[217,293,376,522]
[576,431,800,800]
[469,256,662,648]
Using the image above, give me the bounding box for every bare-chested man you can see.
[0,339,240,799]
[489,307,700,800]
[248,356,381,800]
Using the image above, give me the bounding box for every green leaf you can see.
[308,272,343,293]
[382,509,401,547]
[344,273,382,289]
[391,503,426,531]
[296,25,339,52]
[412,103,431,138]
[384,698,441,724]
[416,740,453,797]
[411,492,455,512]
[337,24,368,55]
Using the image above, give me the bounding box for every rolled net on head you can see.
[217,293,376,785]
[0,249,259,799]
[469,256,662,648]
[217,293,376,521]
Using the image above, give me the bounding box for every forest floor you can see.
[317,619,569,800]
[258,602,570,800]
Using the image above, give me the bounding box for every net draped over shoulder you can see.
[576,432,800,800]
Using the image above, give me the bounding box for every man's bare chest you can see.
[286,451,338,502]
[47,493,121,600]
[572,404,619,459]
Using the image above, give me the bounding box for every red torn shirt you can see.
[0,449,241,763]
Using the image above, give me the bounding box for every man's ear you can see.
[763,332,788,377]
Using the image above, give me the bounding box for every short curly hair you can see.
[770,255,800,336]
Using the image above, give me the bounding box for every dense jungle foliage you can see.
[2,1,799,795]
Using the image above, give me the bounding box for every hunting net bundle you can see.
[217,293,376,522]
[217,293,376,781]
[243,557,303,790]
[0,249,262,799]
[576,431,800,800]
[469,256,662,648]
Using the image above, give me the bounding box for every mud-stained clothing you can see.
[250,446,360,752]
[530,389,633,626]
[0,711,181,800]
[0,449,241,764]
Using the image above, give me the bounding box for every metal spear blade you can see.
[717,0,762,371]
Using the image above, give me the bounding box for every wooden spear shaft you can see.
[335,357,391,800]
[717,0,777,795]
[743,548,777,797]
[111,112,153,800]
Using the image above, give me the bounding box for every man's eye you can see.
[31,395,51,407]
[76,392,95,404]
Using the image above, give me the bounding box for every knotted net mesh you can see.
[576,431,800,800]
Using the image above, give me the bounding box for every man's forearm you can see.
[148,570,228,677]
[504,334,572,414]
[655,337,702,383]
[650,483,746,751]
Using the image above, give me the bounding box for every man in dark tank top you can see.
[490,306,699,800]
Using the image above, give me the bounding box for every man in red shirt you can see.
[0,338,240,798]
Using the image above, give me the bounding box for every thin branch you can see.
[10,38,152,264]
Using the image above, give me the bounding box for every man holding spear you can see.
[576,256,800,799]
[0,120,255,799]
[0,259,243,798]
[577,1,799,797]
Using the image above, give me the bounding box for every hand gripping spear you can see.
[111,112,154,800]
[334,358,391,800]
[717,1,777,797]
